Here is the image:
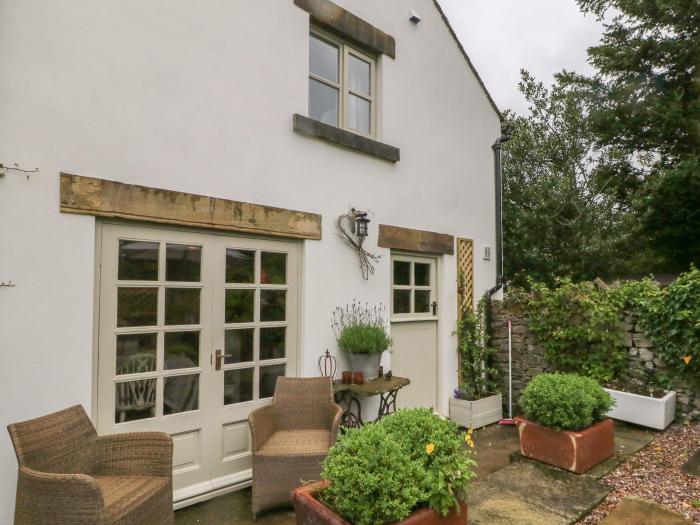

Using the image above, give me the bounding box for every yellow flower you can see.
[426,443,435,455]
[683,355,692,365]
[467,428,474,435]
[467,438,475,449]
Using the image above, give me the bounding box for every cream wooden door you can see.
[96,223,299,503]
[389,254,438,410]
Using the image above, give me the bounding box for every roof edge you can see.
[432,0,503,122]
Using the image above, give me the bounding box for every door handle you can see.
[431,301,438,316]
[215,349,231,371]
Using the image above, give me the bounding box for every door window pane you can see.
[414,290,431,314]
[226,249,255,283]
[393,289,411,314]
[115,378,156,423]
[260,290,286,322]
[224,329,254,364]
[348,94,370,134]
[118,240,158,281]
[164,331,199,369]
[116,333,157,375]
[310,35,338,82]
[348,54,370,95]
[224,368,254,405]
[117,287,158,327]
[261,252,287,285]
[393,261,411,285]
[165,288,201,325]
[164,374,199,415]
[414,263,430,286]
[260,364,286,399]
[260,327,286,360]
[166,244,201,282]
[225,289,255,323]
[309,79,338,126]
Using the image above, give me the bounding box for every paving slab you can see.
[682,448,700,477]
[174,488,295,525]
[468,490,569,525]
[599,496,692,525]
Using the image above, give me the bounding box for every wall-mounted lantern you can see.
[354,211,370,240]
[337,207,381,280]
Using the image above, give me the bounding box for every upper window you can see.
[309,31,376,137]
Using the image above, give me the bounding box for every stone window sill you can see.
[293,114,400,163]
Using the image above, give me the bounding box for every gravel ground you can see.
[578,422,700,524]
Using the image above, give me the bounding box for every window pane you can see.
[226,249,255,284]
[310,35,338,82]
[164,331,199,369]
[414,263,430,286]
[118,240,158,281]
[261,252,286,285]
[393,261,411,285]
[393,289,411,314]
[166,244,201,282]
[260,290,286,322]
[165,288,201,325]
[309,78,338,126]
[225,289,255,323]
[348,94,370,134]
[117,287,158,327]
[348,54,370,95]
[260,327,286,360]
[164,374,199,415]
[116,333,157,375]
[415,290,431,313]
[260,364,286,399]
[115,379,156,423]
[224,328,254,364]
[224,368,254,405]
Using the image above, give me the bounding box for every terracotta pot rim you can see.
[514,416,613,434]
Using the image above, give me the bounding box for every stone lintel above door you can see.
[378,224,454,255]
[59,173,322,240]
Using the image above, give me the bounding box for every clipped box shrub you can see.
[519,373,615,431]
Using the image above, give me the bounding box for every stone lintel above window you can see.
[293,114,400,163]
[294,0,396,59]
[378,225,455,255]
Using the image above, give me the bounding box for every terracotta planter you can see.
[514,417,614,474]
[291,480,468,525]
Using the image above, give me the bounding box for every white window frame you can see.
[309,28,377,138]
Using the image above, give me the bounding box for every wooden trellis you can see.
[457,238,474,318]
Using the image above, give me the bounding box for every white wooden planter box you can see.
[449,394,502,429]
[603,387,676,430]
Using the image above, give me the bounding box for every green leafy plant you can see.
[321,409,476,524]
[377,408,476,516]
[332,301,392,355]
[525,279,627,383]
[617,267,700,387]
[520,373,615,431]
[456,283,499,400]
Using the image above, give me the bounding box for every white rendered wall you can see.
[0,0,501,520]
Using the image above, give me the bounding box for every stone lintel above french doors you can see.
[59,173,322,240]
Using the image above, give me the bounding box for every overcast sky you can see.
[439,0,606,115]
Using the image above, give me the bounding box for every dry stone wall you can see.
[490,300,699,421]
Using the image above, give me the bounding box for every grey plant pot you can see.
[346,352,383,380]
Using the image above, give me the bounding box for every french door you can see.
[96,223,299,502]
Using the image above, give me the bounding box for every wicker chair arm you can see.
[15,466,104,524]
[328,404,343,446]
[93,431,173,477]
[248,404,277,453]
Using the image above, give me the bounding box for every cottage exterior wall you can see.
[0,0,501,519]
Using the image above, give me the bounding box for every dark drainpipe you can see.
[487,129,512,299]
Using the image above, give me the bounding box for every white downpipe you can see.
[508,318,513,419]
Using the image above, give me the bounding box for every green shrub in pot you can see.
[320,409,476,525]
[332,301,392,354]
[519,373,615,431]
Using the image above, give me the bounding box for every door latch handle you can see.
[215,349,231,371]
[431,301,438,316]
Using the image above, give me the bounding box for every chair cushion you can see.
[95,475,171,524]
[258,429,331,457]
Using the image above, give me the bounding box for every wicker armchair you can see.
[7,405,173,525]
[248,376,343,518]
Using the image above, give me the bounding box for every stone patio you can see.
[175,422,657,525]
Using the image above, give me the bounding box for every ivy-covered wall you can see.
[490,300,700,421]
